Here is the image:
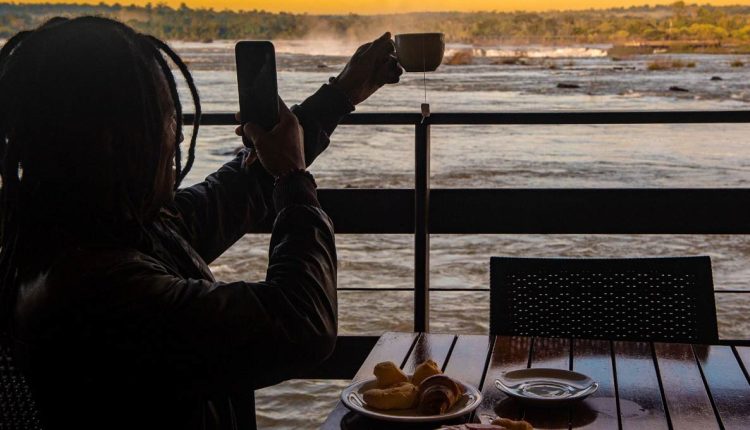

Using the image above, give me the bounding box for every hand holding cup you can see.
[332,32,403,106]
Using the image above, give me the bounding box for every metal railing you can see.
[185,110,750,337]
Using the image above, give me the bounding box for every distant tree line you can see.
[3,2,750,44]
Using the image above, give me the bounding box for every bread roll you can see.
[373,361,409,388]
[412,359,442,385]
[440,420,533,430]
[491,418,534,430]
[417,374,464,415]
[362,382,418,410]
[440,425,517,430]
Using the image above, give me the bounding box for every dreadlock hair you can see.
[0,16,202,338]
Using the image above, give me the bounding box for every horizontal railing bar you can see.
[422,111,750,125]
[431,188,750,234]
[245,189,414,234]
[338,288,412,291]
[185,112,419,126]
[186,111,750,126]
[319,189,413,234]
[338,288,750,293]
[296,188,750,234]
[338,288,491,292]
[430,288,487,292]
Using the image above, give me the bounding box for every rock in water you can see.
[445,51,473,66]
[711,76,723,81]
[557,83,581,89]
[669,86,689,92]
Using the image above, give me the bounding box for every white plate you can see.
[495,368,598,406]
[341,377,482,423]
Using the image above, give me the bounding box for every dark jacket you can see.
[11,84,354,429]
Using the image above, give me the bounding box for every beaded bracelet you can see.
[274,168,317,188]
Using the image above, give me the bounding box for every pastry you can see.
[440,419,533,430]
[440,425,517,430]
[373,361,409,388]
[491,418,534,430]
[362,382,418,410]
[411,359,442,385]
[417,374,464,415]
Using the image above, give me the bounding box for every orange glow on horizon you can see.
[11,0,750,14]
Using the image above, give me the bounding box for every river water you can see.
[167,40,750,428]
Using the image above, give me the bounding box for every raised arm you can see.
[167,85,352,265]
[168,33,401,265]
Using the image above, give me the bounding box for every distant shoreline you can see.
[4,2,750,52]
[4,37,746,56]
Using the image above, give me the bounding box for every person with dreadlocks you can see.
[0,16,401,429]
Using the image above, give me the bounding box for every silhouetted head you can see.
[0,16,201,332]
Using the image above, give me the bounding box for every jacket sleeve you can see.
[169,84,354,265]
[93,176,337,392]
[292,83,355,166]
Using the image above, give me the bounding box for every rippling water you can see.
[168,40,750,429]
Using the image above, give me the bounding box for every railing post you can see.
[414,122,430,333]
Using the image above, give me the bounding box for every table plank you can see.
[474,336,530,424]
[736,346,750,382]
[613,341,669,430]
[403,333,456,374]
[530,337,570,370]
[694,344,750,430]
[524,337,571,429]
[443,335,494,389]
[321,332,419,430]
[654,343,719,430]
[570,339,618,430]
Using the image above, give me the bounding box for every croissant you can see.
[412,359,442,385]
[373,361,409,388]
[417,374,464,415]
[491,418,533,430]
[440,419,533,430]
[440,425,520,430]
[363,382,418,410]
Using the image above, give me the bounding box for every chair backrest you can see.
[0,343,43,429]
[490,256,718,343]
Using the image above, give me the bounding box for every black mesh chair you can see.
[0,343,42,429]
[490,256,718,343]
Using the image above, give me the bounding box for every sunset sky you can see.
[13,0,750,14]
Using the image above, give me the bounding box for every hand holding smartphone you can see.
[235,41,279,148]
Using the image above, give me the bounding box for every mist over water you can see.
[170,40,750,429]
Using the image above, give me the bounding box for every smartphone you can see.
[235,41,279,148]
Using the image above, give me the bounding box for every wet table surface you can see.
[322,332,750,430]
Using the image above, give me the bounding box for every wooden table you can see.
[322,332,750,430]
